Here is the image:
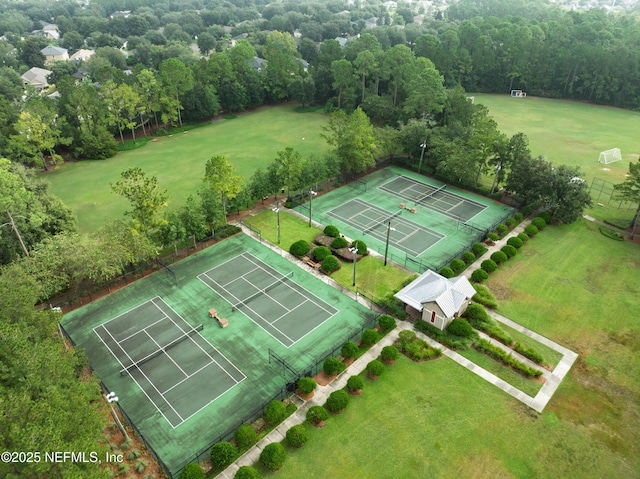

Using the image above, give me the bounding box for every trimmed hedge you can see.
[361,328,380,346]
[506,217,516,228]
[289,240,310,257]
[323,357,346,375]
[472,242,488,256]
[286,424,310,448]
[439,266,454,278]
[532,217,546,229]
[599,225,624,241]
[524,224,539,236]
[464,304,513,346]
[514,342,545,365]
[341,341,359,359]
[234,466,259,479]
[313,245,331,262]
[321,255,340,273]
[539,211,552,223]
[471,269,489,282]
[330,236,348,249]
[323,225,340,237]
[378,314,396,331]
[260,443,286,471]
[366,359,385,378]
[490,251,508,264]
[210,442,238,470]
[450,259,466,274]
[414,319,471,350]
[381,345,399,362]
[472,284,498,309]
[506,236,523,249]
[234,424,257,450]
[448,318,475,338]
[501,245,517,258]
[475,338,543,378]
[347,375,364,392]
[518,232,529,243]
[513,212,523,222]
[481,259,498,273]
[306,406,328,425]
[496,224,508,237]
[352,240,367,255]
[462,251,476,265]
[265,400,287,426]
[297,377,316,395]
[487,232,500,241]
[326,390,350,413]
[180,463,205,479]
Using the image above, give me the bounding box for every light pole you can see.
[308,189,317,227]
[384,222,396,266]
[349,240,358,286]
[272,202,281,244]
[105,392,129,440]
[418,140,427,174]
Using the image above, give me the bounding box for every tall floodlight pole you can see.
[1,211,30,257]
[272,202,281,244]
[349,240,358,286]
[384,222,396,266]
[418,140,427,174]
[308,189,317,227]
[105,392,129,440]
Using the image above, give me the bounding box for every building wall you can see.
[421,302,449,331]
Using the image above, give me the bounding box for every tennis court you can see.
[198,252,338,348]
[326,198,444,256]
[94,297,245,428]
[379,175,487,222]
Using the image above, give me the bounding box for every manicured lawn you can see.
[258,219,639,479]
[44,105,329,233]
[243,207,321,252]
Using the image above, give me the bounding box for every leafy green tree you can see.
[288,75,315,109]
[264,30,300,101]
[383,44,415,107]
[197,32,216,55]
[203,155,243,218]
[322,107,376,178]
[136,68,162,131]
[614,160,640,238]
[402,57,446,120]
[110,167,169,235]
[159,58,194,127]
[275,147,303,196]
[354,50,378,102]
[331,59,355,109]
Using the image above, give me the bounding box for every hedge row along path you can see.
[213,221,578,478]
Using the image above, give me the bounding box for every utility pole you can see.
[1,211,30,257]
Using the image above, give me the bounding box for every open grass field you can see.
[260,220,639,479]
[473,94,640,224]
[44,105,329,233]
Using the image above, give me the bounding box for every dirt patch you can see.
[313,371,336,386]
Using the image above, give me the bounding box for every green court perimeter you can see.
[303,166,514,271]
[60,234,375,477]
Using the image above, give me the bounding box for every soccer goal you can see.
[598,148,622,164]
[511,90,527,98]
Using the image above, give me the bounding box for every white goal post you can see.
[511,90,527,98]
[598,148,622,164]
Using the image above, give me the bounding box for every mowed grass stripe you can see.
[45,106,329,233]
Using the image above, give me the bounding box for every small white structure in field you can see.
[598,148,622,164]
[511,90,527,98]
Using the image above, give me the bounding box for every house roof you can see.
[247,56,268,70]
[21,67,52,87]
[394,270,476,318]
[69,49,95,63]
[41,45,68,56]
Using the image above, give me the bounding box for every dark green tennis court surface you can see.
[198,252,338,347]
[60,234,374,478]
[95,297,245,428]
[379,175,487,222]
[326,198,444,256]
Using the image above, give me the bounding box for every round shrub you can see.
[496,224,508,236]
[501,245,517,258]
[539,211,552,223]
[326,389,350,413]
[487,232,500,242]
[321,255,340,274]
[462,251,476,265]
[347,375,364,393]
[513,212,523,222]
[524,224,539,236]
[521,206,532,216]
[234,466,259,479]
[366,359,385,379]
[439,266,454,278]
[381,345,399,362]
[306,405,328,426]
[506,217,516,228]
[481,259,498,273]
[289,240,310,257]
[341,341,358,359]
[330,236,348,249]
[313,245,331,262]
[210,442,238,470]
[465,303,490,322]
[264,400,287,426]
[234,424,257,450]
[472,242,488,256]
[260,443,286,471]
[450,259,466,274]
[352,240,367,255]
[506,236,523,249]
[448,318,474,337]
[471,269,489,283]
[323,357,346,376]
[361,328,379,346]
[297,377,316,395]
[518,232,529,243]
[398,330,416,349]
[180,463,205,479]
[532,217,546,229]
[286,424,310,448]
[378,314,396,331]
[491,251,508,264]
[323,225,340,237]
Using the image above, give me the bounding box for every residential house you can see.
[41,46,69,64]
[394,270,476,331]
[40,22,60,40]
[247,56,268,72]
[69,49,95,64]
[21,67,53,91]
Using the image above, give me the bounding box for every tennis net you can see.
[119,323,203,376]
[414,184,446,204]
[232,271,294,312]
[363,210,403,235]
